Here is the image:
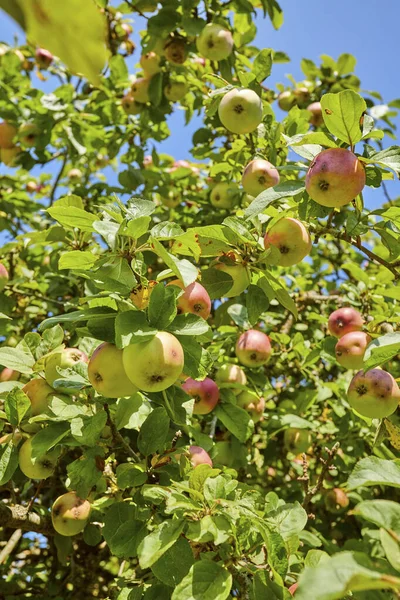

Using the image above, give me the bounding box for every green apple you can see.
[131,77,151,104]
[164,38,187,65]
[284,428,312,454]
[242,159,280,197]
[324,488,349,513]
[210,182,238,209]
[140,51,161,76]
[18,122,39,148]
[44,348,88,391]
[164,82,188,102]
[68,168,82,180]
[218,88,263,134]
[277,91,295,111]
[196,23,234,61]
[347,368,400,419]
[1,147,21,167]
[88,342,138,398]
[235,329,271,367]
[264,217,312,267]
[52,491,91,536]
[237,389,265,422]
[23,378,56,415]
[122,93,142,115]
[0,121,17,149]
[215,363,247,395]
[19,437,58,479]
[214,255,250,297]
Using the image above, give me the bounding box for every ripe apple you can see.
[328,307,364,338]
[68,168,82,180]
[0,121,17,148]
[123,331,184,392]
[182,377,219,414]
[122,92,142,115]
[131,77,151,104]
[218,88,263,134]
[293,86,310,107]
[347,368,400,419]
[264,217,312,267]
[235,329,271,368]
[324,488,349,513]
[288,583,298,597]
[306,148,366,208]
[237,390,265,422]
[215,363,247,395]
[283,428,312,454]
[242,159,280,197]
[196,23,234,61]
[35,48,53,68]
[214,256,250,298]
[188,445,213,467]
[210,182,238,209]
[307,101,323,127]
[140,51,161,76]
[164,82,188,102]
[164,39,187,65]
[19,437,58,479]
[1,147,21,167]
[335,331,371,370]
[88,343,138,398]
[277,91,295,111]
[18,123,39,147]
[51,491,91,536]
[45,348,88,390]
[23,378,56,415]
[0,262,9,291]
[0,367,19,382]
[167,279,211,320]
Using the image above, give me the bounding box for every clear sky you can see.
[0,0,399,211]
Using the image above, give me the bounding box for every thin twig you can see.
[104,403,140,462]
[301,442,340,514]
[49,152,68,206]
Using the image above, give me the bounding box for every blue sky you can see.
[0,0,399,210]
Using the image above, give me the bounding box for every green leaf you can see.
[348,457,400,490]
[380,528,400,571]
[18,0,107,85]
[0,441,19,485]
[67,448,104,498]
[176,336,211,380]
[137,407,170,456]
[253,48,273,82]
[138,519,185,569]
[151,537,194,587]
[122,216,151,240]
[47,206,96,232]
[168,313,210,336]
[320,90,366,146]
[363,333,400,370]
[70,411,108,446]
[149,72,163,106]
[215,403,253,442]
[0,347,35,374]
[353,500,400,536]
[30,423,69,458]
[201,268,233,300]
[246,284,269,326]
[102,503,146,558]
[150,238,198,287]
[337,53,357,75]
[148,283,177,330]
[116,463,147,489]
[115,311,157,348]
[172,560,232,600]
[4,388,30,426]
[244,181,305,220]
[0,0,25,28]
[266,502,308,541]
[58,251,97,271]
[369,146,400,176]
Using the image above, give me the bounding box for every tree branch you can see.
[0,501,53,535]
[0,529,22,564]
[301,442,340,515]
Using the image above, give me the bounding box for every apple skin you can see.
[164,39,187,65]
[164,82,188,102]
[237,390,265,422]
[18,123,39,147]
[293,86,310,108]
[288,583,298,597]
[284,428,312,454]
[196,23,234,61]
[0,122,17,149]
[123,331,184,393]
[277,91,295,111]
[131,77,151,104]
[210,182,238,209]
[140,51,161,76]
[214,257,250,298]
[182,377,219,415]
[306,148,366,208]
[242,159,280,197]
[264,217,312,267]
[19,437,58,479]
[235,329,272,368]
[167,279,211,320]
[347,369,400,419]
[51,491,91,536]
[45,348,88,391]
[324,488,349,513]
[215,363,247,395]
[88,343,138,398]
[0,367,19,382]
[328,307,364,338]
[122,93,142,115]
[218,88,263,134]
[0,262,9,291]
[35,48,53,68]
[335,331,371,370]
[23,378,56,415]
[188,445,213,468]
[307,101,323,127]
[1,147,21,167]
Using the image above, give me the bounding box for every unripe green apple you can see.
[164,82,188,102]
[131,77,151,104]
[0,262,9,291]
[264,217,312,267]
[242,159,280,197]
[164,38,187,65]
[307,101,323,127]
[19,437,58,479]
[210,182,238,209]
[284,428,312,454]
[122,331,184,392]
[237,390,265,422]
[159,189,181,208]
[306,148,366,208]
[347,369,400,419]
[324,488,349,513]
[51,491,91,536]
[140,51,161,76]
[122,92,142,115]
[328,307,363,338]
[1,147,21,167]
[218,88,263,134]
[335,331,371,370]
[23,378,56,415]
[44,348,88,391]
[182,377,219,414]
[18,123,39,148]
[214,256,250,298]
[293,86,310,108]
[167,279,211,320]
[0,121,17,149]
[215,363,247,395]
[88,342,138,398]
[196,23,234,61]
[235,329,271,368]
[277,91,295,111]
[0,367,19,382]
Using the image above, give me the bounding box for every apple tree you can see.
[1,1,400,599]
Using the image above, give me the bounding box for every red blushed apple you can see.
[0,122,17,149]
[328,307,364,338]
[35,48,53,68]
[188,445,213,468]
[0,262,9,291]
[347,368,400,419]
[182,377,219,415]
[307,101,323,127]
[167,279,211,320]
[242,159,280,197]
[288,583,298,596]
[218,88,263,134]
[0,367,19,382]
[131,78,151,104]
[264,217,312,267]
[335,331,371,370]
[306,148,366,208]
[215,363,247,395]
[235,330,271,368]
[324,488,349,513]
[196,23,234,61]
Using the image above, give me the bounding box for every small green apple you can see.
[88,342,138,398]
[44,348,88,391]
[51,491,91,536]
[264,217,312,267]
[218,88,263,134]
[347,368,400,419]
[196,23,234,61]
[215,363,247,395]
[0,121,17,149]
[284,428,312,454]
[210,182,238,209]
[19,437,58,479]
